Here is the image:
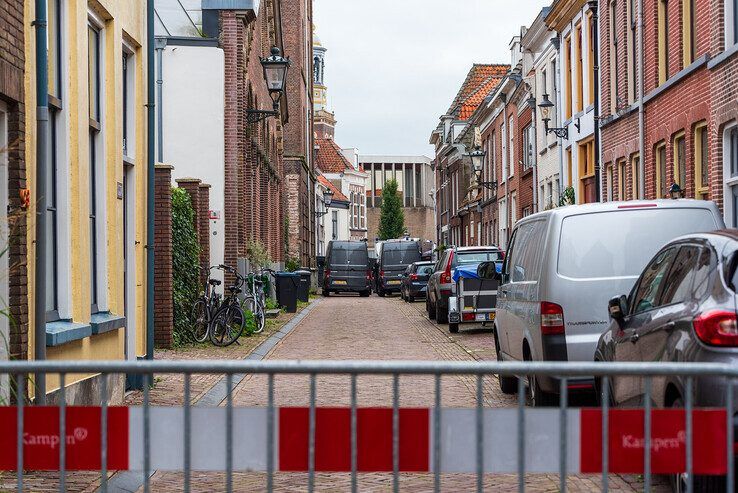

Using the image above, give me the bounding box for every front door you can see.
[123,165,136,362]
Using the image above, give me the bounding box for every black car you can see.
[400,261,435,302]
[376,240,422,296]
[595,230,738,492]
[322,240,371,297]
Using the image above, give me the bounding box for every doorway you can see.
[123,164,136,362]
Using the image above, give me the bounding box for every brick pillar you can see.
[198,183,211,284]
[154,164,174,348]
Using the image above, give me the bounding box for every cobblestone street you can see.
[143,294,668,492]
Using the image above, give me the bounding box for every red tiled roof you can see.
[317,174,349,202]
[448,64,509,121]
[315,138,354,173]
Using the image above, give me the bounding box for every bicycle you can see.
[242,270,270,334]
[209,264,247,347]
[190,266,223,343]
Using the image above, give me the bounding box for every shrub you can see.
[285,257,300,272]
[245,239,272,271]
[172,188,201,345]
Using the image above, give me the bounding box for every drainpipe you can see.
[552,38,565,203]
[33,0,49,404]
[589,1,602,201]
[529,94,538,212]
[155,38,166,163]
[146,0,156,361]
[637,0,645,198]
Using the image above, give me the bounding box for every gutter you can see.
[33,0,50,403]
[146,0,156,363]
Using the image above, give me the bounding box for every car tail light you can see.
[462,313,475,321]
[325,269,331,279]
[379,270,385,279]
[440,251,454,284]
[366,269,372,280]
[410,274,418,281]
[693,310,738,346]
[541,301,565,335]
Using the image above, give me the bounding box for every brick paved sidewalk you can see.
[144,294,670,492]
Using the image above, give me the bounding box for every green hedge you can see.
[172,187,201,345]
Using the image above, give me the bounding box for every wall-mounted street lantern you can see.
[538,93,579,139]
[246,47,291,124]
[466,146,498,196]
[315,188,334,217]
[669,183,685,199]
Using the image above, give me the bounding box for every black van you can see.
[376,240,422,296]
[323,240,371,297]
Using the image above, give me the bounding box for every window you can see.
[491,130,497,183]
[682,0,695,66]
[575,22,583,113]
[499,198,508,249]
[578,139,595,200]
[331,211,338,240]
[627,0,636,103]
[564,34,573,119]
[694,124,709,199]
[88,19,103,312]
[550,59,557,122]
[122,47,135,159]
[609,1,619,113]
[508,115,515,177]
[674,133,686,189]
[658,0,669,84]
[522,123,534,170]
[566,148,573,187]
[730,0,738,46]
[607,165,614,201]
[631,154,641,199]
[587,12,595,105]
[655,142,667,198]
[511,192,517,225]
[725,126,738,228]
[632,247,677,314]
[617,159,626,199]
[660,245,700,305]
[505,220,546,282]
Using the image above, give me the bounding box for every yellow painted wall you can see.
[24,0,149,392]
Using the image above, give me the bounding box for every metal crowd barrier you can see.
[1,359,736,493]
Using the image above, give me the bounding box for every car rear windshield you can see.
[416,265,434,275]
[557,208,718,279]
[382,246,421,266]
[329,245,368,266]
[452,251,503,267]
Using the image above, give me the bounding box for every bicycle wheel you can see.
[242,297,266,334]
[210,304,245,347]
[190,298,210,343]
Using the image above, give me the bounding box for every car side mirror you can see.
[608,295,628,322]
[477,261,501,281]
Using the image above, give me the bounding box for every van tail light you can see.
[440,251,454,284]
[410,274,418,281]
[541,301,565,335]
[693,310,738,346]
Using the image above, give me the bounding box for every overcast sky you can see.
[313,0,547,157]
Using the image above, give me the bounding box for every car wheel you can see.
[359,290,370,297]
[524,353,557,407]
[377,288,386,297]
[428,299,437,320]
[322,289,330,297]
[436,302,448,324]
[408,294,415,303]
[449,323,459,333]
[669,398,726,493]
[495,328,517,395]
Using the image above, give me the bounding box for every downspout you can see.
[33,0,49,404]
[155,38,166,163]
[553,38,565,202]
[146,0,156,361]
[589,1,602,201]
[637,0,645,198]
[529,95,538,212]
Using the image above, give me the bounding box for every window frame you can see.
[522,123,534,171]
[673,131,686,190]
[575,21,584,113]
[694,122,709,199]
[607,165,614,201]
[564,34,573,120]
[682,0,695,67]
[658,0,670,84]
[658,244,701,307]
[630,246,678,315]
[655,141,667,198]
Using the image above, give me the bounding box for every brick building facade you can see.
[282,0,315,267]
[0,0,27,361]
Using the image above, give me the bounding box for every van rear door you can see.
[329,243,368,290]
[382,244,421,286]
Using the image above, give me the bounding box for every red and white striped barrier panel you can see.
[0,406,729,474]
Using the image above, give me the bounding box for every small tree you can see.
[377,179,405,240]
[172,188,201,345]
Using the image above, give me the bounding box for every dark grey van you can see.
[377,240,422,296]
[323,241,371,297]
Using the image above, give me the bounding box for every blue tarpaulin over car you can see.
[452,262,502,283]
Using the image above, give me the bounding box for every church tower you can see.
[313,25,336,140]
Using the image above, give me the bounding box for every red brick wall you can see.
[516,107,534,217]
[198,183,211,282]
[0,0,27,361]
[154,165,173,348]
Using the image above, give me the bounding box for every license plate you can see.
[388,280,401,285]
[475,313,495,322]
[333,280,347,285]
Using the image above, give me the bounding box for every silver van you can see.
[494,200,725,406]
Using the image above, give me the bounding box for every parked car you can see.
[494,200,725,406]
[427,246,504,324]
[322,240,371,297]
[400,261,435,302]
[376,239,422,296]
[595,229,738,492]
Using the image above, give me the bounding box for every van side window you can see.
[631,247,677,314]
[659,246,700,306]
[506,221,546,282]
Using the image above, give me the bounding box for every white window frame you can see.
[122,41,136,161]
[726,0,737,47]
[723,121,738,227]
[508,115,515,177]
